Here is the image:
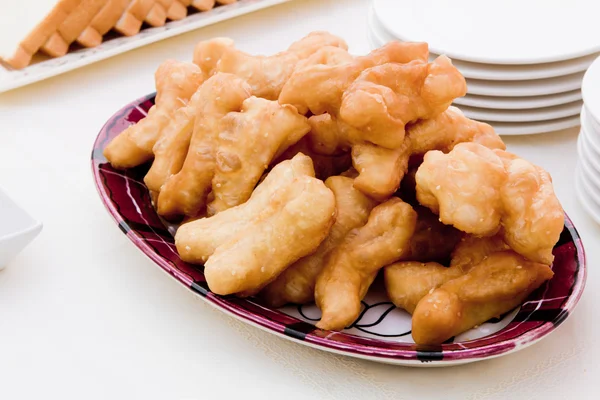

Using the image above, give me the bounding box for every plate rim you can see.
[458,100,583,123]
[91,93,588,366]
[372,0,600,65]
[488,115,581,136]
[367,6,598,80]
[453,90,583,110]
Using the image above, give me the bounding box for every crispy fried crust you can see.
[411,251,553,345]
[260,175,378,307]
[315,198,417,330]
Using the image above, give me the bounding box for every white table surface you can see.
[0,0,598,398]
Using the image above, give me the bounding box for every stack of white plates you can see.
[369,0,600,135]
[576,56,600,224]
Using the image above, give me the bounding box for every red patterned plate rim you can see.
[91,93,587,366]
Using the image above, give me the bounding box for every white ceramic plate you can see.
[0,187,43,269]
[368,8,598,81]
[466,72,585,97]
[575,167,600,225]
[0,0,291,94]
[576,134,600,226]
[453,90,582,110]
[372,0,600,65]
[581,110,600,152]
[486,115,580,136]
[580,127,600,171]
[578,131,600,188]
[458,100,582,123]
[582,56,600,125]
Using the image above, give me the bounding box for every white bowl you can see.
[0,187,43,270]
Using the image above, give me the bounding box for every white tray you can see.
[0,0,291,94]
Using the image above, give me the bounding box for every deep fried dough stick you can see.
[411,251,554,345]
[351,141,411,201]
[416,143,563,263]
[204,175,336,295]
[279,41,429,115]
[260,176,378,307]
[294,45,354,70]
[175,153,315,263]
[339,56,467,149]
[154,74,252,216]
[449,234,510,270]
[207,97,310,215]
[308,107,504,200]
[408,106,505,155]
[193,32,348,99]
[384,234,508,314]
[495,150,564,264]
[315,198,417,330]
[104,60,204,169]
[416,143,507,236]
[385,262,463,315]
[144,73,250,193]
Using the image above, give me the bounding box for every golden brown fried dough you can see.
[104,60,204,169]
[144,73,250,194]
[193,32,348,100]
[495,150,564,264]
[294,45,354,70]
[286,31,348,59]
[260,176,378,307]
[416,143,507,236]
[154,74,252,216]
[315,198,417,330]
[339,56,467,149]
[175,153,315,263]
[204,175,336,295]
[192,37,235,77]
[351,141,411,201]
[207,97,310,215]
[385,262,463,314]
[449,234,510,270]
[306,113,351,155]
[416,143,563,263]
[408,106,505,155]
[385,234,504,314]
[411,251,554,345]
[279,41,429,115]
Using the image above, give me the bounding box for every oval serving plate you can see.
[91,94,587,367]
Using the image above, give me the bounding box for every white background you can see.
[0,0,598,398]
